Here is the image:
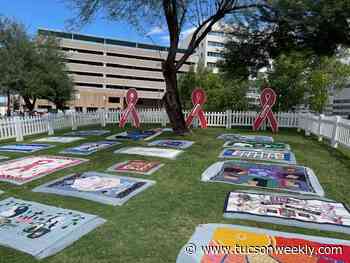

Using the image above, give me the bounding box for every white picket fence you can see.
[0,109,349,150]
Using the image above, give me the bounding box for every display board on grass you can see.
[33,172,155,206]
[0,143,54,153]
[34,137,84,143]
[107,160,164,175]
[106,129,163,141]
[217,133,274,143]
[201,160,324,196]
[148,139,194,149]
[60,141,120,155]
[0,197,105,259]
[219,148,296,164]
[114,147,183,159]
[64,130,110,136]
[0,156,88,185]
[224,191,350,234]
[223,141,290,151]
[176,223,350,262]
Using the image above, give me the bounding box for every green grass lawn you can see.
[0,125,350,263]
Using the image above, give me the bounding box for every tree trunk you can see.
[6,91,11,117]
[162,61,189,135]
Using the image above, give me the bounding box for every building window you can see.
[105,74,164,82]
[108,97,120,103]
[334,99,350,104]
[75,82,103,88]
[66,59,103,66]
[208,41,225,47]
[208,31,226,37]
[207,52,224,58]
[87,107,98,112]
[207,62,217,68]
[69,71,104,77]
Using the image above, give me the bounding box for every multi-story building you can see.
[36,29,196,112]
[329,88,350,118]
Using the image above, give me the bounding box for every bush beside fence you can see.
[0,109,349,150]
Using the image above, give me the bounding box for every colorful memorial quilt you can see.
[223,141,290,151]
[224,191,350,234]
[201,160,324,196]
[0,143,54,153]
[176,223,350,263]
[0,156,88,185]
[114,147,183,159]
[148,139,194,149]
[0,197,105,259]
[60,141,120,155]
[219,148,296,164]
[34,136,84,143]
[64,130,110,136]
[106,129,162,141]
[33,172,156,206]
[217,133,274,143]
[107,160,164,175]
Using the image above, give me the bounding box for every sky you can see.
[0,0,195,47]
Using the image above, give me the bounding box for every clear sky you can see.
[0,0,175,46]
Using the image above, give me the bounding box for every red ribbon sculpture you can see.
[253,87,279,133]
[186,88,208,128]
[119,88,140,128]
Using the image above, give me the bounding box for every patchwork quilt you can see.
[0,143,54,153]
[0,197,105,259]
[107,160,164,175]
[61,141,120,155]
[34,137,84,143]
[224,191,350,234]
[219,148,296,164]
[217,133,274,143]
[114,147,183,160]
[33,172,156,206]
[0,156,88,185]
[176,223,350,263]
[64,130,110,136]
[106,129,162,141]
[201,160,324,196]
[148,139,194,149]
[223,141,290,151]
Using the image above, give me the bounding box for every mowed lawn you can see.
[0,125,350,263]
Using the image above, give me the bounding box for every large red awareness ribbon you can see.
[186,88,208,128]
[253,87,279,133]
[119,88,140,128]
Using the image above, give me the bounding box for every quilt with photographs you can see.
[217,133,273,143]
[219,148,296,164]
[106,129,162,141]
[61,141,120,155]
[176,223,350,263]
[64,130,110,136]
[0,156,88,185]
[107,160,164,175]
[0,143,54,153]
[114,147,183,159]
[34,136,84,143]
[224,191,350,234]
[201,160,324,196]
[33,172,156,206]
[0,197,105,259]
[148,139,194,149]
[223,141,290,151]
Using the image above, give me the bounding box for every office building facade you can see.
[37,29,195,112]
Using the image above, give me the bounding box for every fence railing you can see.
[0,109,349,150]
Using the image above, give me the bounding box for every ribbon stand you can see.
[119,88,140,128]
[185,88,208,128]
[253,87,279,133]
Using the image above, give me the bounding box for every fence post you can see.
[161,109,167,127]
[317,114,324,141]
[305,113,311,136]
[47,113,54,136]
[14,117,24,142]
[331,116,341,148]
[71,112,77,131]
[226,109,232,129]
[100,109,106,127]
[297,113,302,132]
